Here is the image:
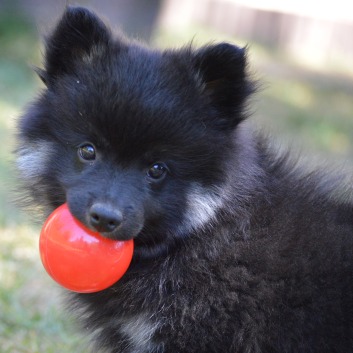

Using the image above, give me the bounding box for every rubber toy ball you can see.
[39,203,134,293]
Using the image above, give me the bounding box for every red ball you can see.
[39,203,134,293]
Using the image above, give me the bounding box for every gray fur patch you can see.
[183,184,224,233]
[16,141,54,181]
[119,314,163,353]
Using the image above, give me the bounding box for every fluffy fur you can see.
[16,7,353,353]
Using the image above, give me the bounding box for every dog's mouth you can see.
[83,215,171,260]
[68,202,176,260]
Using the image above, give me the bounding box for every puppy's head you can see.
[17,7,254,259]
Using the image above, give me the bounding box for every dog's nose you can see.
[88,203,123,233]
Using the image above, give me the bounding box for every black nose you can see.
[88,203,123,233]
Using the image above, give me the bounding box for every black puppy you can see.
[16,7,353,353]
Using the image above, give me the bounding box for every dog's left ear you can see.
[193,43,254,130]
[39,6,111,85]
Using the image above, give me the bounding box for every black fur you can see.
[16,7,353,353]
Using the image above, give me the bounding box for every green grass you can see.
[0,227,89,353]
[1,11,353,353]
[254,61,353,162]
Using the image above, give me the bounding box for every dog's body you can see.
[16,7,353,353]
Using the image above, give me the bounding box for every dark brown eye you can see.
[147,162,168,180]
[78,143,96,161]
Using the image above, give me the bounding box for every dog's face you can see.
[17,7,253,259]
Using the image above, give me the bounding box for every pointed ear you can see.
[32,66,48,85]
[193,43,254,130]
[43,6,111,81]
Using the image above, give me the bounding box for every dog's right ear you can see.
[192,43,254,131]
[41,6,111,84]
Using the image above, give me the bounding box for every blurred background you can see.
[0,0,352,351]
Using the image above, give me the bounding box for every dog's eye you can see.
[78,143,96,161]
[147,162,168,180]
